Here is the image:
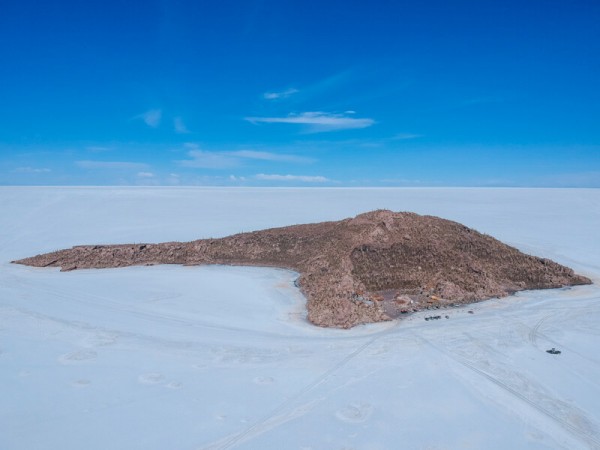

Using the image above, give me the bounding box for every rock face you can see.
[13,210,591,328]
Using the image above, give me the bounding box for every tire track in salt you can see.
[415,333,600,450]
[5,274,295,340]
[212,335,380,450]
[528,314,551,346]
[505,309,600,367]
[5,272,392,343]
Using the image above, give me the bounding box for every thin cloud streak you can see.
[392,133,422,140]
[85,146,112,153]
[255,173,330,183]
[174,117,190,134]
[13,167,51,173]
[136,109,162,127]
[178,150,239,169]
[76,160,149,170]
[177,145,314,169]
[245,111,375,132]
[263,88,299,100]
[298,70,355,101]
[230,150,313,163]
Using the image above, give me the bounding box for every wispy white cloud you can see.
[174,117,190,134]
[85,146,112,153]
[255,173,330,183]
[245,111,375,133]
[178,150,239,169]
[136,109,162,127]
[177,144,313,169]
[261,70,354,102]
[263,88,299,100]
[137,171,155,178]
[299,70,355,100]
[230,150,313,163]
[392,133,422,140]
[76,160,149,170]
[13,167,51,173]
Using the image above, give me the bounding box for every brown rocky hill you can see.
[14,210,591,328]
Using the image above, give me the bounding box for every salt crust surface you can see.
[1,187,599,449]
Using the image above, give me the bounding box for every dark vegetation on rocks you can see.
[14,210,591,328]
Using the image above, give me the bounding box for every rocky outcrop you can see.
[13,210,591,328]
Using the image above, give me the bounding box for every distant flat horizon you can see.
[2,185,600,190]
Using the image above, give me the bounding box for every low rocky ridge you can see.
[13,210,591,328]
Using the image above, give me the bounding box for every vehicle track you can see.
[503,309,600,367]
[3,271,397,342]
[528,314,551,346]
[213,335,380,449]
[415,333,600,449]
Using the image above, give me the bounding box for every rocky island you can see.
[14,210,591,328]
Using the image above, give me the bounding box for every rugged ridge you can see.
[13,210,591,328]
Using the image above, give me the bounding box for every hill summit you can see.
[14,210,591,328]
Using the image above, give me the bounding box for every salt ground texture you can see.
[1,187,599,449]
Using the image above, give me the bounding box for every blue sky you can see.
[1,0,599,186]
